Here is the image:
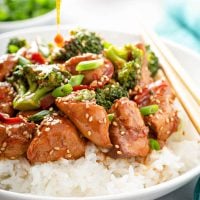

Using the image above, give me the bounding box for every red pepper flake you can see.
[31,52,45,64]
[0,113,24,124]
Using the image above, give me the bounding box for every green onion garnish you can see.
[76,59,104,71]
[107,113,115,122]
[68,75,84,86]
[149,138,160,150]
[28,110,50,122]
[18,56,31,65]
[140,104,159,116]
[52,84,73,97]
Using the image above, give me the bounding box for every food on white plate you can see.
[0,28,199,197]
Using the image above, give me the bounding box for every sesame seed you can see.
[54,147,60,151]
[117,150,122,155]
[88,116,93,122]
[10,157,16,160]
[85,113,89,119]
[86,103,89,109]
[67,149,70,153]
[160,126,164,131]
[120,131,125,135]
[49,150,54,155]
[112,121,118,126]
[115,103,118,108]
[166,118,170,123]
[156,99,160,104]
[98,119,103,123]
[115,145,120,149]
[103,118,107,124]
[170,117,174,122]
[45,127,50,132]
[87,131,92,136]
[167,131,171,135]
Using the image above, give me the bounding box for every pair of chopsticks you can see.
[137,20,200,134]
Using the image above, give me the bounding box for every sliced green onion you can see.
[76,59,104,71]
[107,113,115,122]
[18,56,31,65]
[28,110,50,122]
[149,139,160,150]
[140,104,159,116]
[52,84,73,97]
[103,41,112,49]
[68,75,84,87]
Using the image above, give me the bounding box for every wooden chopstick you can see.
[137,22,200,134]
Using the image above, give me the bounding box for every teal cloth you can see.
[156,0,200,52]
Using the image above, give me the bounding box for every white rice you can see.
[0,104,199,197]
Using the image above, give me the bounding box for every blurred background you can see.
[0,0,200,53]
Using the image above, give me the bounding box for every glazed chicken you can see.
[65,53,114,87]
[135,80,179,141]
[108,97,149,158]
[56,91,112,148]
[27,115,86,163]
[0,54,18,81]
[0,116,35,159]
[0,82,15,116]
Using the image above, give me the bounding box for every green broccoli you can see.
[104,43,143,89]
[7,64,71,111]
[95,83,128,110]
[146,45,159,77]
[52,28,103,61]
[7,37,27,53]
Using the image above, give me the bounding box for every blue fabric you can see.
[156,0,200,52]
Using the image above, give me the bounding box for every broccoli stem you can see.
[13,87,52,111]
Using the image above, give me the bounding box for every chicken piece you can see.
[0,82,15,116]
[65,53,114,87]
[136,43,152,88]
[27,115,86,163]
[108,97,149,158]
[135,80,179,141]
[0,54,18,81]
[0,118,35,159]
[56,94,112,148]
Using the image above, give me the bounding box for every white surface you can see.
[0,25,199,200]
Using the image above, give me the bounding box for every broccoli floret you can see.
[7,64,71,111]
[146,45,159,77]
[7,37,27,53]
[95,83,128,110]
[52,28,103,61]
[105,43,143,89]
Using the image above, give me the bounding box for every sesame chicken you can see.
[27,115,86,163]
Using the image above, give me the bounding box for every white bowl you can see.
[0,10,55,33]
[0,26,199,200]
